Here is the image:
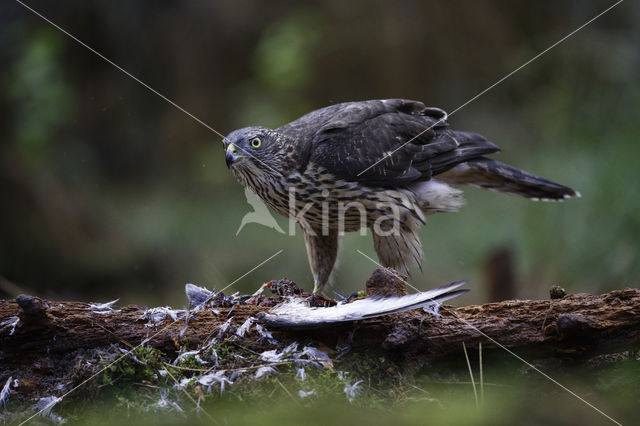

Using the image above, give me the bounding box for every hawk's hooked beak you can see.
[225,143,243,168]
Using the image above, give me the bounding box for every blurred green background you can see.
[1,0,638,305]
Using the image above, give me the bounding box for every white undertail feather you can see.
[406,180,465,214]
[261,280,468,328]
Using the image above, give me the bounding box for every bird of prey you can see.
[223,99,579,293]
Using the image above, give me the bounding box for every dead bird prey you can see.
[223,99,579,293]
[259,280,468,328]
[183,279,468,329]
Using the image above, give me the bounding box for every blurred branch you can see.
[483,246,516,301]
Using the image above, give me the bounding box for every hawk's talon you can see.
[307,292,337,308]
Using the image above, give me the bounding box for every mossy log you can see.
[2,274,639,372]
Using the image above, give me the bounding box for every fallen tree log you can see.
[1,269,639,399]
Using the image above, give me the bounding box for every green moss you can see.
[102,346,166,386]
[212,341,231,359]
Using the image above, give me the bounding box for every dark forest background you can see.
[1,1,638,305]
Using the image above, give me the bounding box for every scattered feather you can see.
[260,342,299,363]
[174,350,206,365]
[422,301,442,317]
[296,368,306,381]
[198,371,232,395]
[229,369,246,382]
[255,324,279,345]
[260,349,284,363]
[283,342,299,354]
[88,299,120,314]
[216,317,233,340]
[300,346,332,368]
[185,283,214,309]
[235,317,255,337]
[262,281,468,328]
[344,380,364,403]
[119,347,143,365]
[150,391,184,413]
[196,354,211,365]
[174,377,195,390]
[333,289,349,302]
[255,366,277,379]
[179,310,193,337]
[1,377,12,408]
[141,307,183,326]
[1,316,19,336]
[227,304,237,317]
[298,389,316,398]
[34,396,66,424]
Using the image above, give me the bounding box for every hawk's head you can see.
[223,126,286,175]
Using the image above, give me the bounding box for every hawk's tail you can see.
[441,158,580,201]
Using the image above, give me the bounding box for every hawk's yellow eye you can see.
[250,137,262,148]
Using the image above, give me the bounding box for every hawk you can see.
[223,99,579,293]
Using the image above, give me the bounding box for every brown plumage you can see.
[223,99,579,293]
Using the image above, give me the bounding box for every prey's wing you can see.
[261,280,468,329]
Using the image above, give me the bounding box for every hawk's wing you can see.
[285,99,500,187]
